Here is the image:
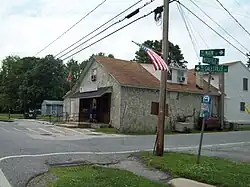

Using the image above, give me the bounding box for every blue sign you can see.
[201,95,212,119]
[202,95,211,104]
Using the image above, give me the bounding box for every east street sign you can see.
[202,57,219,65]
[195,65,228,72]
[200,49,225,57]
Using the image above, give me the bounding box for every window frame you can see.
[243,78,248,91]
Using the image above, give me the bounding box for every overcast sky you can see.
[0,0,250,68]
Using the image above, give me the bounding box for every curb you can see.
[0,120,14,122]
[168,178,215,187]
[55,124,79,128]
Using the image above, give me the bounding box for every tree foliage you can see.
[134,40,187,68]
[0,52,114,113]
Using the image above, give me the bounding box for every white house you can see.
[203,61,250,124]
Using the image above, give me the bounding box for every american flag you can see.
[133,41,169,71]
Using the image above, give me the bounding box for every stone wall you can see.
[120,86,219,133]
[67,61,121,128]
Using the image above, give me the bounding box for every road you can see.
[0,119,250,187]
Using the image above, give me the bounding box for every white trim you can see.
[0,169,11,187]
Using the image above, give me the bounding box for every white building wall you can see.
[204,62,250,124]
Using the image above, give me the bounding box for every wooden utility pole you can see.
[219,72,225,130]
[155,0,170,156]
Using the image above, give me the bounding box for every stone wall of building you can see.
[76,61,121,128]
[120,86,219,133]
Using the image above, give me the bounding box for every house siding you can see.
[78,61,121,127]
[204,62,250,124]
[120,86,218,133]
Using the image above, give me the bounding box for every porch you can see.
[72,87,112,124]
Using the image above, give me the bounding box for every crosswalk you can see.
[0,125,104,137]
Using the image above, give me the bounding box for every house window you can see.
[240,102,245,111]
[52,105,56,110]
[243,78,248,91]
[150,102,168,116]
[91,68,97,81]
[167,69,172,80]
[178,70,184,77]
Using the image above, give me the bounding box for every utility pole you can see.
[219,72,225,130]
[156,0,170,156]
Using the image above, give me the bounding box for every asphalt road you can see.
[1,119,250,187]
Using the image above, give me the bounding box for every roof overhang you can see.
[71,87,112,99]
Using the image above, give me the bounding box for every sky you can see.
[0,0,250,69]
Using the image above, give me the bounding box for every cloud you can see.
[0,0,250,69]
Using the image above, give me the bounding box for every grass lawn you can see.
[0,113,23,121]
[139,151,250,187]
[47,165,168,187]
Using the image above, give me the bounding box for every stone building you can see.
[63,56,220,133]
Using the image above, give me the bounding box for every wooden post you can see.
[156,0,170,156]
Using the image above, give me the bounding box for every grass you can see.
[47,165,168,187]
[139,151,250,187]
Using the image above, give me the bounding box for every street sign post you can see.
[202,57,219,65]
[195,65,228,73]
[200,49,225,57]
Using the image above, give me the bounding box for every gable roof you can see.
[42,100,63,105]
[95,56,160,89]
[95,56,219,95]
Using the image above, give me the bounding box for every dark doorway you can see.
[79,93,111,123]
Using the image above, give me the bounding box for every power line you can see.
[192,0,250,19]
[185,13,209,48]
[35,0,107,56]
[189,0,249,52]
[177,3,199,60]
[234,0,250,16]
[215,0,250,38]
[59,0,177,60]
[62,6,161,61]
[55,0,148,58]
[178,1,247,57]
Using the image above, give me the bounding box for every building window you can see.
[243,78,248,91]
[52,105,56,110]
[91,68,97,81]
[150,102,168,116]
[240,102,245,111]
[167,69,172,80]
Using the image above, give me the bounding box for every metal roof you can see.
[42,100,63,105]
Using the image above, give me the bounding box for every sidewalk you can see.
[168,178,215,187]
[27,154,215,187]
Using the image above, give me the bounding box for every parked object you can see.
[197,117,220,130]
[41,100,63,116]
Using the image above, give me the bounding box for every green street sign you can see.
[200,49,225,57]
[195,65,228,73]
[202,57,219,65]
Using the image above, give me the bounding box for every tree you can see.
[96,52,114,58]
[134,40,187,68]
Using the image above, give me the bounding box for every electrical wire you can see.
[177,3,199,60]
[57,0,155,59]
[234,0,250,17]
[192,0,250,19]
[215,0,250,38]
[184,10,209,48]
[58,0,177,59]
[177,1,248,57]
[35,0,107,56]
[189,0,249,52]
[55,0,145,57]
[62,6,161,61]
